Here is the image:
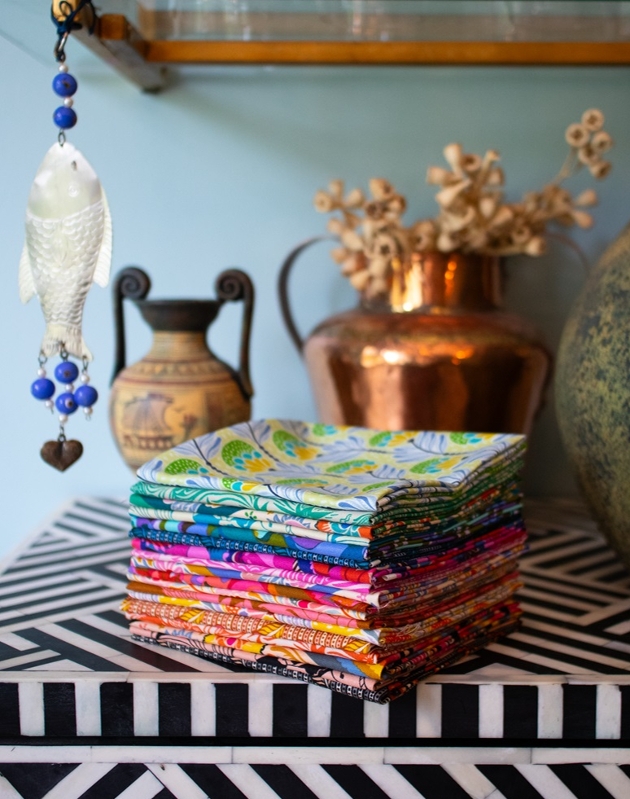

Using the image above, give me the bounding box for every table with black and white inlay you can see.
[0,497,629,799]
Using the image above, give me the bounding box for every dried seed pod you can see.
[479,197,497,218]
[486,167,505,186]
[426,166,453,185]
[344,188,365,208]
[589,160,612,179]
[412,231,435,251]
[330,247,347,264]
[525,236,547,256]
[435,179,471,208]
[385,196,407,217]
[341,255,362,275]
[437,231,459,252]
[413,219,437,236]
[572,209,594,229]
[565,123,590,148]
[327,218,344,235]
[441,206,476,232]
[510,225,532,245]
[365,201,385,220]
[461,153,482,174]
[578,143,600,166]
[443,143,464,175]
[314,191,335,213]
[581,109,605,132]
[488,206,514,229]
[465,229,489,250]
[575,189,598,207]
[371,234,398,259]
[591,131,613,154]
[341,229,364,251]
[369,178,395,201]
[328,180,344,198]
[349,270,370,291]
[482,149,501,166]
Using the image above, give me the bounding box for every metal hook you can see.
[54,31,69,62]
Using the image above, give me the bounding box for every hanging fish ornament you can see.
[21,0,108,472]
[20,142,112,360]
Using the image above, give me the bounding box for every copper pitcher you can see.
[109,266,254,470]
[279,242,550,434]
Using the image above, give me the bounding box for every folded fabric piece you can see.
[124,419,527,702]
[128,600,515,680]
[131,607,520,703]
[123,573,520,648]
[128,524,525,600]
[136,420,525,512]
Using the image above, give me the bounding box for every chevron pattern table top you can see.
[0,497,628,742]
[1,498,630,799]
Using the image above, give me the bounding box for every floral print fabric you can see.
[136,419,525,511]
[125,419,527,702]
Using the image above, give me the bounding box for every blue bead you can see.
[55,392,77,414]
[54,361,79,383]
[74,385,98,407]
[52,73,77,97]
[53,106,77,130]
[31,378,55,400]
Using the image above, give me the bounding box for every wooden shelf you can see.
[145,39,630,66]
[68,4,630,91]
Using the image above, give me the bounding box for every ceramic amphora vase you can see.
[109,266,254,471]
[279,242,551,435]
[556,224,630,567]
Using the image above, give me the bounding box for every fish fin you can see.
[41,324,93,362]
[18,244,36,304]
[93,190,112,288]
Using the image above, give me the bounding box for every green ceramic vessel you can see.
[556,224,630,567]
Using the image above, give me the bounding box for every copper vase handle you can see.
[278,236,331,353]
[111,266,152,386]
[215,268,255,401]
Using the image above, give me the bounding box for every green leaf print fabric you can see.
[136,419,525,512]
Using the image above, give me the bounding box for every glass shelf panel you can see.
[120,1,630,43]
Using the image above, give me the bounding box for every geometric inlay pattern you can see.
[0,497,629,740]
[2,761,630,799]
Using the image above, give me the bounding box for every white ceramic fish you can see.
[18,142,112,360]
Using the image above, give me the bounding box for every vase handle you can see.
[110,266,151,386]
[278,236,331,354]
[215,268,255,401]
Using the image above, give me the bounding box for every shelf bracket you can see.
[73,13,166,92]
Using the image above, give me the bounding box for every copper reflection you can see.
[298,251,550,435]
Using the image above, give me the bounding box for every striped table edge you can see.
[2,679,630,740]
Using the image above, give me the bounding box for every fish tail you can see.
[41,324,93,362]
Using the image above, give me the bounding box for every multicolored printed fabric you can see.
[125,419,527,702]
[136,419,525,511]
[131,608,520,703]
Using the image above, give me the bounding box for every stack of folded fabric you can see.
[123,419,527,702]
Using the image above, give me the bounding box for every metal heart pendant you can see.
[40,439,84,472]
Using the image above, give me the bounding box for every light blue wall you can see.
[2,30,629,555]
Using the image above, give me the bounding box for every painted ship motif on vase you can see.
[120,393,178,454]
